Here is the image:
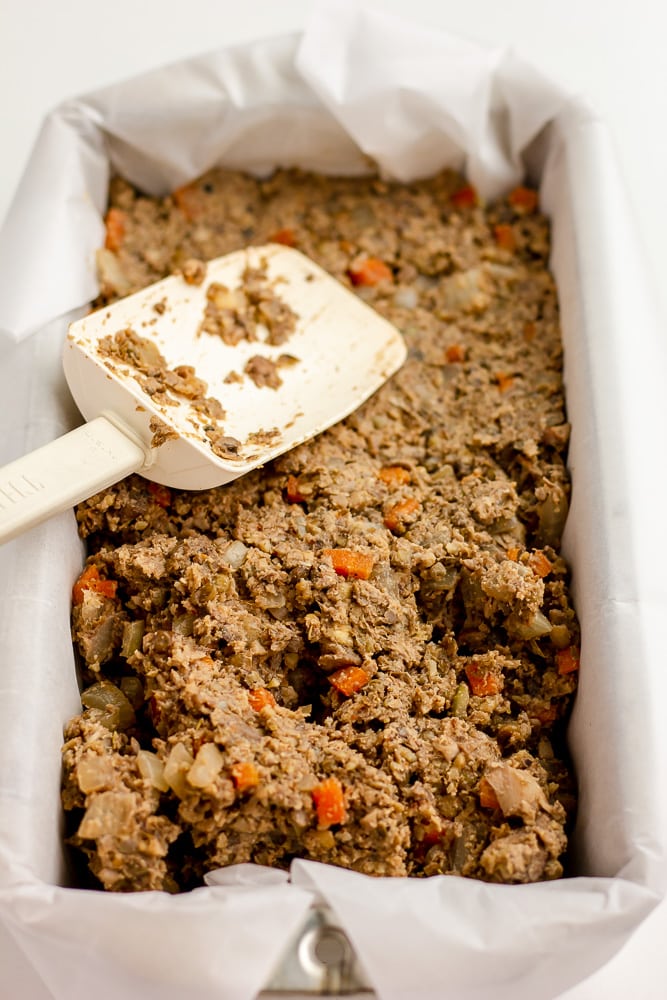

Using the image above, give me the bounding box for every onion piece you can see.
[164,743,194,798]
[187,743,223,788]
[77,791,134,839]
[137,750,169,792]
[221,540,248,569]
[511,610,552,640]
[76,753,115,794]
[393,286,418,309]
[96,248,132,296]
[482,763,550,822]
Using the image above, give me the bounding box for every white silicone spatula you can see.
[0,244,406,544]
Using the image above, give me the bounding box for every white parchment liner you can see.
[0,4,666,998]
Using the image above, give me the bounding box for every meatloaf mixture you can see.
[62,169,579,892]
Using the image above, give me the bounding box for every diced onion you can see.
[96,248,132,296]
[393,286,418,309]
[221,540,248,569]
[187,743,223,788]
[76,753,115,794]
[511,610,552,640]
[77,791,134,839]
[164,743,194,798]
[137,750,169,792]
[483,763,549,822]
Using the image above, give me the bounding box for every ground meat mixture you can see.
[63,169,579,893]
[200,262,297,346]
[244,354,283,389]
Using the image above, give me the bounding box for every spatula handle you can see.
[0,415,147,545]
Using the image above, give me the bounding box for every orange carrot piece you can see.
[530,703,558,726]
[285,474,307,503]
[445,343,466,363]
[378,465,411,488]
[231,761,259,792]
[329,666,369,697]
[172,183,206,221]
[348,257,393,287]
[248,688,277,711]
[529,550,553,578]
[479,776,500,810]
[495,372,514,392]
[268,227,296,247]
[147,482,172,509]
[465,662,503,697]
[72,565,117,605]
[556,646,580,675]
[493,223,516,252]
[508,186,538,214]
[104,207,126,252]
[323,548,375,580]
[383,497,420,532]
[312,777,347,828]
[419,826,446,848]
[451,183,478,209]
[506,546,520,562]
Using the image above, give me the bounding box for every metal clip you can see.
[260,904,374,996]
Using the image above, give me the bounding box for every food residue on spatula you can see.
[98,327,245,460]
[95,257,305,459]
[199,261,298,346]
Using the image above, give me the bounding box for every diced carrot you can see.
[419,826,446,849]
[312,777,347,828]
[383,496,421,533]
[445,343,466,363]
[523,321,537,341]
[508,186,539,214]
[329,666,369,697]
[493,223,516,252]
[172,182,206,221]
[556,646,580,675]
[268,227,296,247]
[348,257,393,287]
[506,546,520,562]
[530,703,558,726]
[465,662,503,697]
[451,183,478,209]
[104,207,126,252]
[323,548,375,580]
[147,482,172,508]
[285,474,307,503]
[72,565,118,605]
[231,761,259,792]
[378,465,411,488]
[479,776,500,810]
[495,372,514,392]
[248,688,277,711]
[529,550,552,578]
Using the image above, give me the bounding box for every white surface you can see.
[0,2,665,998]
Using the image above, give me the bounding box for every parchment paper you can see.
[1,3,665,998]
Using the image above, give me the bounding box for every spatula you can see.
[0,244,406,544]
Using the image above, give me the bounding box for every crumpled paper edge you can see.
[0,3,571,344]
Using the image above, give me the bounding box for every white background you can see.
[0,1,665,997]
